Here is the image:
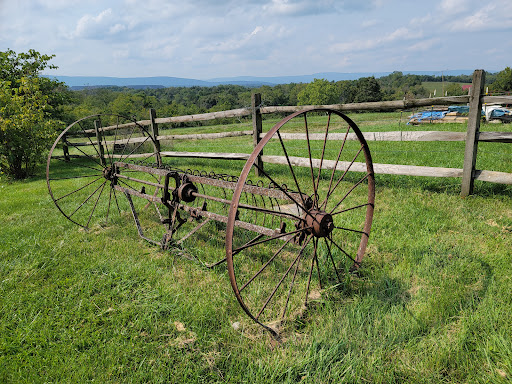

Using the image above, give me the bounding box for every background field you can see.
[1,112,511,383]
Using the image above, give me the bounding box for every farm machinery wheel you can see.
[46,114,161,230]
[225,108,375,335]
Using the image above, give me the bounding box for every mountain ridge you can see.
[44,70,477,89]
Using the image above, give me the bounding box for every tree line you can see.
[1,48,511,179]
[61,71,507,126]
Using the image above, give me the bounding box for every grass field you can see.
[421,82,472,96]
[1,111,511,383]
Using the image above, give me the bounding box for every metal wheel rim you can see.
[225,108,375,332]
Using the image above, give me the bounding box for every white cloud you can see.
[206,26,272,53]
[110,24,126,34]
[446,1,512,31]
[71,8,115,39]
[262,0,378,16]
[361,19,378,28]
[438,0,470,15]
[331,27,423,53]
[407,38,441,52]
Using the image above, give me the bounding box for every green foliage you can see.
[444,82,466,96]
[297,78,339,105]
[492,67,512,92]
[0,49,67,179]
[353,76,382,103]
[0,49,56,85]
[0,78,57,178]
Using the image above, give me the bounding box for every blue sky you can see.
[1,0,511,79]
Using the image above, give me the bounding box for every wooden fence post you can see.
[149,108,162,163]
[94,118,106,166]
[461,69,485,197]
[252,93,263,176]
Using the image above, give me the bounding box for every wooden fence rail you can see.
[66,69,512,195]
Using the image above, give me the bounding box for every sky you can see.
[1,0,511,79]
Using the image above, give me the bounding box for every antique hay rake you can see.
[46,108,375,336]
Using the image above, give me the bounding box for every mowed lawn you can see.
[1,112,511,383]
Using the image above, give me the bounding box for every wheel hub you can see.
[102,166,117,182]
[305,210,334,238]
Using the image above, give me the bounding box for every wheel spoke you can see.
[281,241,304,320]
[54,176,104,202]
[52,156,104,173]
[331,203,371,216]
[232,226,311,255]
[324,237,342,284]
[112,187,122,215]
[77,119,104,162]
[65,140,105,169]
[314,112,331,206]
[329,173,370,215]
[101,122,114,167]
[304,237,318,305]
[314,238,322,290]
[320,144,364,211]
[224,108,374,331]
[49,173,102,181]
[327,233,358,267]
[105,186,113,224]
[276,130,307,208]
[255,234,312,320]
[118,178,141,193]
[304,113,318,205]
[118,124,136,160]
[68,180,107,219]
[325,124,351,207]
[86,180,107,228]
[121,133,151,162]
[333,226,368,235]
[239,235,295,292]
[251,161,320,226]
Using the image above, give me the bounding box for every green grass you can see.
[421,82,472,96]
[1,112,512,383]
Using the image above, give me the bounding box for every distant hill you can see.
[208,70,476,84]
[44,70,477,89]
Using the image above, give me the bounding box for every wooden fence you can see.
[72,69,512,196]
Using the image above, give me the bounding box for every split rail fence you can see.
[69,69,512,196]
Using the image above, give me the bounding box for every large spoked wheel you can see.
[47,114,161,230]
[226,108,375,335]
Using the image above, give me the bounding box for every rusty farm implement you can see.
[46,108,375,336]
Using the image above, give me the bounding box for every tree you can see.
[445,83,465,96]
[0,49,65,178]
[353,77,382,103]
[297,78,338,105]
[492,67,512,92]
[0,78,56,178]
